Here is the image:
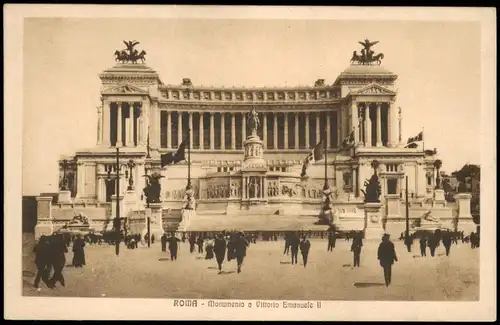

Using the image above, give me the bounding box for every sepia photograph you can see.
[4,5,496,321]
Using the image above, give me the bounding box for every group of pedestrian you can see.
[160,233,181,261]
[33,233,86,290]
[282,232,311,267]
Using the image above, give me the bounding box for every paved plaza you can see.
[22,234,479,301]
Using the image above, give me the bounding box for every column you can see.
[398,107,403,146]
[140,101,150,146]
[199,112,204,150]
[284,113,289,149]
[188,112,193,149]
[167,111,172,149]
[178,112,183,147]
[262,114,267,149]
[76,162,85,198]
[305,112,310,148]
[116,102,123,147]
[155,104,160,147]
[353,168,358,196]
[103,99,111,146]
[326,113,331,148]
[315,112,320,144]
[365,105,371,147]
[260,177,264,199]
[273,113,278,149]
[387,102,394,147]
[242,113,246,143]
[127,102,134,146]
[337,110,342,148]
[351,101,358,144]
[376,102,382,147]
[294,113,299,149]
[97,105,103,145]
[242,177,247,199]
[210,112,215,150]
[220,113,225,150]
[231,113,236,149]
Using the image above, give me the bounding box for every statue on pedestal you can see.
[247,107,260,136]
[361,160,382,203]
[183,183,196,210]
[143,172,164,205]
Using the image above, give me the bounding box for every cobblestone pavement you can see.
[22,234,479,301]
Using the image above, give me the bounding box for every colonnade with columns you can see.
[98,100,149,148]
[159,110,342,151]
[351,101,396,148]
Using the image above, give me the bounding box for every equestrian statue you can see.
[114,40,147,64]
[350,38,385,66]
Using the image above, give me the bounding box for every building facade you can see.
[35,42,476,237]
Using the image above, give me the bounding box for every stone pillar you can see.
[210,112,215,150]
[352,168,358,196]
[453,193,475,232]
[76,162,85,198]
[220,113,225,150]
[143,101,151,146]
[167,111,172,149]
[387,103,393,147]
[315,112,320,144]
[242,113,246,143]
[284,113,289,149]
[127,102,134,146]
[97,105,103,146]
[102,99,111,146]
[365,105,372,147]
[58,190,72,203]
[199,112,204,150]
[351,101,358,144]
[116,102,123,147]
[326,113,331,149]
[273,113,278,149]
[35,196,54,239]
[178,112,183,147]
[188,112,193,149]
[231,113,236,149]
[337,110,341,148]
[305,112,310,148]
[376,102,382,147]
[147,202,164,239]
[364,202,384,240]
[242,177,247,199]
[263,114,267,148]
[398,107,403,146]
[294,113,299,149]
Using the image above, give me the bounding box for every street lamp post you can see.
[106,147,125,256]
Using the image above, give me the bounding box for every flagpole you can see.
[324,127,328,189]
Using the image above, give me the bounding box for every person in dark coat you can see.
[377,234,398,287]
[351,233,363,267]
[189,233,196,253]
[151,234,155,244]
[214,233,227,272]
[234,232,249,274]
[167,233,181,261]
[428,233,438,257]
[49,234,68,288]
[72,234,86,267]
[205,237,215,260]
[283,233,291,255]
[419,235,427,257]
[290,232,300,265]
[33,235,52,289]
[161,234,167,252]
[181,232,187,243]
[227,234,236,262]
[299,235,311,267]
[442,232,452,256]
[404,233,413,252]
[196,234,204,254]
[470,232,477,249]
[327,230,336,251]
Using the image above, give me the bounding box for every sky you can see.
[22,18,482,195]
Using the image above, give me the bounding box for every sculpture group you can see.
[350,39,385,65]
[115,40,147,64]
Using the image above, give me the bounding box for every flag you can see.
[161,140,186,167]
[341,130,355,148]
[300,140,324,177]
[405,131,423,148]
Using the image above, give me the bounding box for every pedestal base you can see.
[35,222,54,239]
[145,203,164,240]
[179,209,196,232]
[364,227,385,240]
[57,190,72,203]
[364,202,385,240]
[433,189,446,207]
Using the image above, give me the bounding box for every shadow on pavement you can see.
[353,282,385,288]
[207,266,218,270]
[158,258,171,261]
[218,271,235,275]
[280,261,292,264]
[342,264,352,267]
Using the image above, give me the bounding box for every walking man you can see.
[442,232,452,256]
[234,232,249,274]
[33,235,52,289]
[167,233,181,261]
[404,233,413,252]
[327,225,336,251]
[299,235,311,267]
[290,232,300,265]
[419,235,427,257]
[214,233,227,272]
[49,234,68,288]
[189,233,196,253]
[283,232,291,255]
[351,232,363,267]
[377,234,398,287]
[161,233,167,252]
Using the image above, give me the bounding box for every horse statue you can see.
[372,53,384,65]
[114,50,129,63]
[350,51,363,64]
